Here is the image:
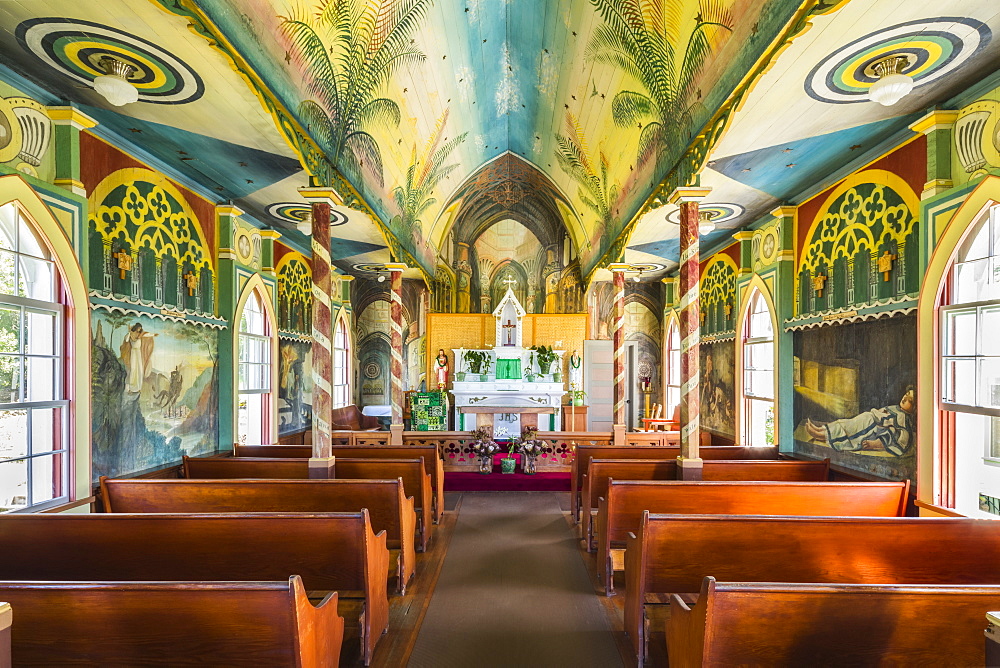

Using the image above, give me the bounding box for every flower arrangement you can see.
[468,426,499,458]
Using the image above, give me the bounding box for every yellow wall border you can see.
[0,174,90,503]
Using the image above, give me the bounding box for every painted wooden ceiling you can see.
[0,0,998,280]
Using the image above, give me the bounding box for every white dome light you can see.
[93,57,139,106]
[868,56,913,107]
[698,211,716,236]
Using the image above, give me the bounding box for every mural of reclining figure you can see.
[804,386,915,457]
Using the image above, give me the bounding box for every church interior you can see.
[1,0,1000,665]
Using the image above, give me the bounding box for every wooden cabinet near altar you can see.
[561,405,588,432]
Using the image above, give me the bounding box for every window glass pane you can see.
[16,217,48,259]
[237,392,264,445]
[980,357,1000,408]
[0,409,27,460]
[24,310,56,356]
[983,307,1000,357]
[18,256,53,301]
[31,453,60,505]
[961,223,990,262]
[30,407,60,455]
[0,204,16,251]
[942,358,977,405]
[0,305,19,354]
[990,417,1000,460]
[24,357,56,401]
[943,309,978,356]
[0,458,27,511]
[0,356,21,403]
[953,259,991,303]
[0,251,16,296]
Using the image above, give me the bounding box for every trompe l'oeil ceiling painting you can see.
[1,0,998,280]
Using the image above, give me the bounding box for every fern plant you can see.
[280,0,433,186]
[586,0,734,166]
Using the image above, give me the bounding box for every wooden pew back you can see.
[183,456,321,479]
[668,577,1000,668]
[626,513,1000,663]
[35,479,416,593]
[0,576,342,667]
[235,444,313,457]
[334,458,432,551]
[570,445,779,520]
[596,480,908,595]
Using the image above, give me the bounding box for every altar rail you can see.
[313,431,681,472]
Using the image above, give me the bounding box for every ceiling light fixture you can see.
[698,211,717,236]
[93,56,139,106]
[633,271,642,283]
[377,273,386,283]
[868,55,913,107]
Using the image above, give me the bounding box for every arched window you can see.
[0,202,67,511]
[939,203,1000,517]
[237,289,273,444]
[742,289,774,446]
[333,317,350,409]
[664,320,680,418]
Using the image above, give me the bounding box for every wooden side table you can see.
[562,404,588,431]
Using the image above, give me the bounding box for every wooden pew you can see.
[235,443,446,524]
[98,483,392,664]
[570,445,780,523]
[668,577,1000,668]
[580,458,830,550]
[334,458,433,553]
[183,455,335,479]
[0,602,8,668]
[98,476,413,594]
[595,480,909,595]
[0,577,342,667]
[626,513,1000,664]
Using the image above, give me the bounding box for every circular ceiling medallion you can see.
[667,203,743,225]
[266,202,348,227]
[629,262,666,273]
[805,18,991,104]
[353,263,386,273]
[16,18,204,105]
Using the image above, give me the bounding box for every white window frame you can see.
[741,289,775,447]
[0,202,69,513]
[333,316,350,409]
[664,320,680,418]
[237,290,272,445]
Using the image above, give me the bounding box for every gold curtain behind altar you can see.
[426,313,589,387]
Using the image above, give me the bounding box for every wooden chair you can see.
[0,577,343,667]
[626,512,1000,664]
[595,480,910,595]
[668,577,1000,668]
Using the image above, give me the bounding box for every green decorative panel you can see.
[700,257,737,336]
[410,391,447,431]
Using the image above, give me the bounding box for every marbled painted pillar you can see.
[611,267,627,429]
[300,188,335,458]
[387,263,407,443]
[670,186,710,478]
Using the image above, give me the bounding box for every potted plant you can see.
[463,350,486,381]
[517,426,545,475]
[480,355,492,382]
[495,426,517,473]
[525,351,536,382]
[469,426,498,474]
[531,345,558,378]
[568,388,587,406]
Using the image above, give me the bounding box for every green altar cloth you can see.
[495,358,521,380]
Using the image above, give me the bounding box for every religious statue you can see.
[502,319,516,346]
[812,273,827,298]
[183,270,198,297]
[435,349,449,389]
[120,323,158,395]
[113,247,132,280]
[568,349,583,389]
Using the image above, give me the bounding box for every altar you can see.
[451,286,565,437]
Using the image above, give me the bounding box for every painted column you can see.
[259,230,280,278]
[772,206,798,455]
[455,242,472,313]
[608,263,628,444]
[215,204,242,450]
[669,186,710,479]
[300,187,337,458]
[386,262,407,444]
[48,107,97,198]
[909,110,958,200]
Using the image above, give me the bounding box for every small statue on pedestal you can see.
[435,349,449,389]
[568,350,583,389]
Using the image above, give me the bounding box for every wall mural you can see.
[700,254,737,335]
[88,168,215,316]
[278,338,312,435]
[700,339,735,440]
[276,250,312,335]
[91,310,219,479]
[0,84,53,181]
[953,82,1000,186]
[792,314,916,481]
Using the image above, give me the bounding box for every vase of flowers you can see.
[517,426,545,475]
[469,427,498,474]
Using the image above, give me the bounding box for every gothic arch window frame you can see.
[0,174,89,512]
[736,278,777,447]
[663,310,681,419]
[234,275,278,445]
[332,309,352,409]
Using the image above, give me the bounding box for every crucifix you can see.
[878,250,897,282]
[812,273,827,298]
[502,319,516,345]
[113,248,132,280]
[182,270,198,297]
[502,275,518,290]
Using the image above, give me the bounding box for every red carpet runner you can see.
[444,471,570,492]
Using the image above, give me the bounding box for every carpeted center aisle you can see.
[407,492,624,668]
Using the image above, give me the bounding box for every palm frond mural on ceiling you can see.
[391,109,467,269]
[280,0,434,187]
[554,112,621,268]
[586,0,734,167]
